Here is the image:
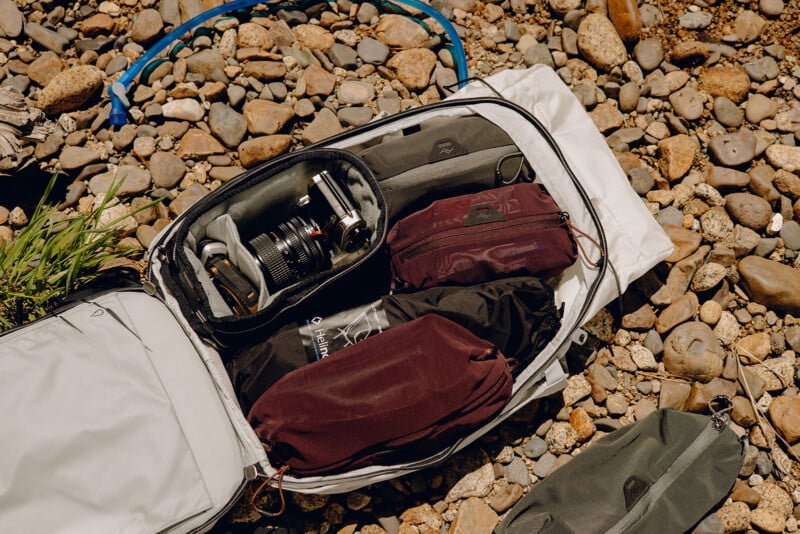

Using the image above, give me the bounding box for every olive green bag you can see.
[496,403,744,534]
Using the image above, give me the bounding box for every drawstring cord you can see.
[250,465,289,517]
[565,219,604,269]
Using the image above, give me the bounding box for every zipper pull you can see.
[564,217,604,269]
[708,395,733,432]
[250,465,289,518]
[141,276,157,296]
[244,464,259,481]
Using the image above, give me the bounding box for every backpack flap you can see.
[0,290,263,533]
[496,408,744,534]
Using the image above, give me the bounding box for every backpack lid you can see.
[0,290,261,533]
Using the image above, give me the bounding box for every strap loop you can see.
[565,219,604,268]
[250,465,289,517]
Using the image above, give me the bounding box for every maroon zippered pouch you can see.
[248,314,512,476]
[387,183,577,290]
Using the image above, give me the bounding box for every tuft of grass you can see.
[0,173,153,330]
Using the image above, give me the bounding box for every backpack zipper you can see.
[395,212,566,263]
[185,464,259,534]
[261,98,611,492]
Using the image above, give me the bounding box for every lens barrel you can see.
[248,216,330,292]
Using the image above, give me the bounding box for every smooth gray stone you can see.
[656,206,684,227]
[755,237,778,257]
[607,127,645,146]
[634,38,664,71]
[708,130,757,166]
[679,11,713,29]
[327,43,358,69]
[504,457,531,487]
[504,20,521,42]
[640,4,663,27]
[276,9,307,24]
[532,452,557,478]
[629,167,654,195]
[356,37,389,65]
[434,65,458,95]
[25,22,70,54]
[337,106,373,127]
[743,56,779,82]
[208,102,246,148]
[713,96,743,128]
[670,87,704,121]
[572,83,597,108]
[356,2,379,23]
[524,436,548,459]
[523,43,554,68]
[104,54,129,76]
[780,220,800,250]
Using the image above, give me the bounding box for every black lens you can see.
[248,216,330,292]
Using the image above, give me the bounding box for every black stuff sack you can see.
[229,277,560,409]
[495,405,744,534]
[247,314,513,476]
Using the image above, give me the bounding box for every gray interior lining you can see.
[183,159,381,317]
[205,215,270,309]
[184,246,234,317]
[358,115,516,178]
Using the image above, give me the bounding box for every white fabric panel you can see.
[451,67,673,391]
[454,66,674,318]
[147,253,268,471]
[0,292,245,533]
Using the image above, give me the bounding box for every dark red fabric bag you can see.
[247,314,513,476]
[387,183,577,290]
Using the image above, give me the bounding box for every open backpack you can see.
[0,65,676,533]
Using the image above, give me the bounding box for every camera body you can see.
[246,170,371,293]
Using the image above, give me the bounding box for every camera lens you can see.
[248,216,331,292]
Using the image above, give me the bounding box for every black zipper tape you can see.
[163,148,387,347]
[266,98,612,491]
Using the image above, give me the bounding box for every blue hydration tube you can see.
[108,0,469,126]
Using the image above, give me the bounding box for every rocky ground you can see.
[1,0,800,532]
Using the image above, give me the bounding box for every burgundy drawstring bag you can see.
[247,314,513,476]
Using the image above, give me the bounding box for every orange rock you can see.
[769,395,800,444]
[699,66,751,104]
[607,0,642,43]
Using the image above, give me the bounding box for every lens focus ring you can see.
[248,233,294,289]
[279,219,311,270]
